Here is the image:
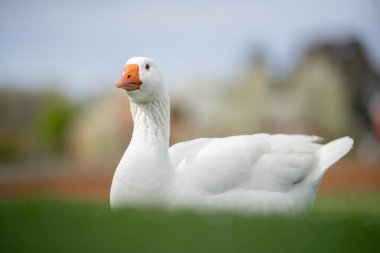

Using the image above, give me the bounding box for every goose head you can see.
[114,57,166,103]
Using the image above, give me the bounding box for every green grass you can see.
[0,194,379,253]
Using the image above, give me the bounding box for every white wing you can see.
[169,134,322,195]
[245,134,322,192]
[169,138,212,169]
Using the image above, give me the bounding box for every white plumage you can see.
[110,57,353,214]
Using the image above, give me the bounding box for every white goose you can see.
[110,57,353,214]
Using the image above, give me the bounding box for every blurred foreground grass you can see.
[0,194,379,253]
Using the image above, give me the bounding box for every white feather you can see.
[110,57,353,214]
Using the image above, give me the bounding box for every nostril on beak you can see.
[127,74,131,79]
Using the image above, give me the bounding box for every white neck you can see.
[130,92,170,146]
[110,92,172,207]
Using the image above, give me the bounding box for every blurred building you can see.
[176,48,350,138]
[67,92,132,167]
[1,39,379,169]
[173,38,380,162]
[295,39,380,161]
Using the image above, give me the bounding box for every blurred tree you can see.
[0,89,37,161]
[35,92,76,153]
[0,88,76,163]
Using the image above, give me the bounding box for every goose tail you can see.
[313,136,353,184]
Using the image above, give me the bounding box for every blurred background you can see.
[0,0,379,199]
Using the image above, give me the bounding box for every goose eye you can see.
[145,64,150,70]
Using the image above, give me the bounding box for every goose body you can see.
[110,57,353,214]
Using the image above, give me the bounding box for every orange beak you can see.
[114,64,143,91]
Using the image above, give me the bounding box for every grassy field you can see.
[0,194,379,253]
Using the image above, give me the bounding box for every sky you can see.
[0,0,379,99]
